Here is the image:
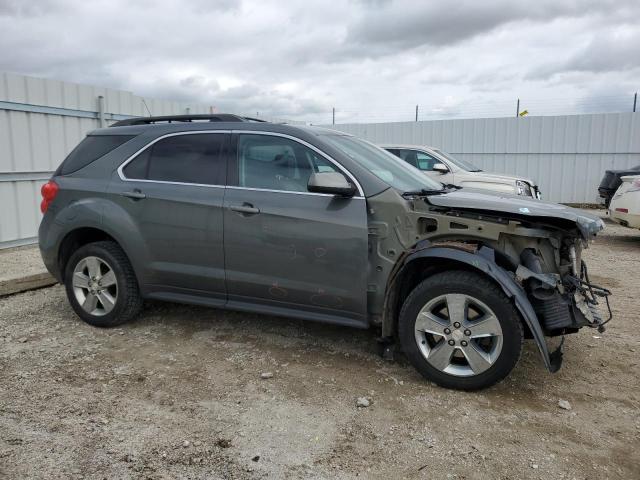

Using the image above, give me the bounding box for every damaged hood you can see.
[426,189,604,239]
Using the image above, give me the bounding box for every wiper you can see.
[402,188,448,197]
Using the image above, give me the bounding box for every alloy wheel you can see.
[72,256,118,316]
[414,294,503,377]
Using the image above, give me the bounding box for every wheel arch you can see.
[383,245,556,372]
[57,227,137,286]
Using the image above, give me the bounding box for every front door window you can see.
[398,149,442,172]
[238,134,338,192]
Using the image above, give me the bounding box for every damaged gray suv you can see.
[39,114,611,390]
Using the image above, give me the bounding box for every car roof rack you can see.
[110,114,267,127]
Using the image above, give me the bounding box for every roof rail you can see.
[110,114,266,127]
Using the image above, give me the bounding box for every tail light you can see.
[615,208,629,213]
[40,180,59,213]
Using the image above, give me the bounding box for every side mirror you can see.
[308,172,356,197]
[432,163,448,174]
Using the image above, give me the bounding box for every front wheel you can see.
[398,271,523,390]
[64,241,143,328]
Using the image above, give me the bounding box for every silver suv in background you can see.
[382,145,541,198]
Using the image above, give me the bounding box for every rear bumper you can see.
[38,212,63,282]
[609,212,640,229]
[609,193,640,229]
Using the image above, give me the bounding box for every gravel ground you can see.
[0,245,49,282]
[1,215,639,479]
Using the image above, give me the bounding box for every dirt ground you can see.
[1,213,639,479]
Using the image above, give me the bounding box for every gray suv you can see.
[39,114,611,390]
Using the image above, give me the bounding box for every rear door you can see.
[223,132,369,326]
[109,131,229,302]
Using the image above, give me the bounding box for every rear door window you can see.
[123,133,226,185]
[60,135,135,175]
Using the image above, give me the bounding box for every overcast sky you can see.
[1,0,638,123]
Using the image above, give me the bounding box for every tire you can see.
[398,270,523,391]
[64,241,143,328]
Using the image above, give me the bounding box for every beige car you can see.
[382,144,541,198]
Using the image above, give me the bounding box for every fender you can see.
[395,245,560,372]
[39,196,150,287]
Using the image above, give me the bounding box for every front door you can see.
[109,132,229,302]
[223,133,369,326]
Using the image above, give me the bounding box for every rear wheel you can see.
[398,271,523,390]
[64,241,143,327]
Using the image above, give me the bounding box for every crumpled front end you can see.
[516,242,612,336]
[369,186,613,373]
[424,188,612,336]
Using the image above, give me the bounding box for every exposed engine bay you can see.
[366,187,612,371]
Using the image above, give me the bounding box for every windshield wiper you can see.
[402,183,462,197]
[402,188,448,197]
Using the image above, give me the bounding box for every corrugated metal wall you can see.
[0,72,295,248]
[2,71,639,248]
[324,114,640,204]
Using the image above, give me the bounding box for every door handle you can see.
[121,190,146,200]
[229,203,260,215]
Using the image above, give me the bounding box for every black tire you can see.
[398,270,523,391]
[64,241,143,328]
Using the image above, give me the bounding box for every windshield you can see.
[322,135,444,192]
[434,149,482,172]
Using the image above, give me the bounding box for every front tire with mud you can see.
[398,270,523,390]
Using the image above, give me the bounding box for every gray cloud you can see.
[0,0,58,16]
[564,30,640,73]
[0,0,638,122]
[343,0,626,56]
[526,26,640,81]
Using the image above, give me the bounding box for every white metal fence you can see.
[323,114,640,204]
[2,71,639,248]
[0,72,294,248]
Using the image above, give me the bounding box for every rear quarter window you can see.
[59,135,135,175]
